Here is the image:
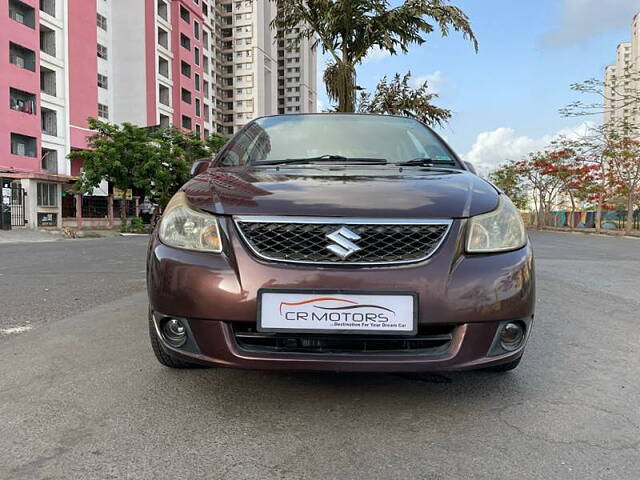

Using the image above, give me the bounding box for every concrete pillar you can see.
[107,194,114,229]
[75,193,83,229]
[134,196,140,217]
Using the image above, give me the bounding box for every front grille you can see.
[233,324,455,355]
[235,217,451,265]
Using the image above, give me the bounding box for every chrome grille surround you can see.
[234,216,453,265]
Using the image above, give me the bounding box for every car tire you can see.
[148,313,205,369]
[486,356,522,372]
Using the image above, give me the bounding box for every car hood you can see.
[184,166,499,219]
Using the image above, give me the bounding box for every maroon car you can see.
[147,114,534,372]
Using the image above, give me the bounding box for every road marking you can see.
[0,325,33,336]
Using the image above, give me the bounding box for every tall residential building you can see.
[1,0,316,229]
[604,14,640,126]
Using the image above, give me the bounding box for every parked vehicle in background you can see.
[147,114,535,373]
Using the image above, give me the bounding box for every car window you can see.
[217,115,458,167]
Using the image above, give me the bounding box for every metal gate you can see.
[10,184,27,227]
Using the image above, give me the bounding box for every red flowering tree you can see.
[603,134,640,234]
[513,152,563,228]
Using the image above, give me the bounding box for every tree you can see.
[272,0,477,112]
[69,120,166,221]
[538,146,597,229]
[513,152,563,229]
[550,126,620,232]
[206,133,228,154]
[357,71,451,127]
[68,120,228,221]
[560,66,640,120]
[603,133,640,234]
[489,161,528,210]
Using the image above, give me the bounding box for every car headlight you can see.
[159,192,222,252]
[466,195,526,253]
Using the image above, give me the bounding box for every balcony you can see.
[9,42,36,71]
[9,0,36,28]
[11,133,37,158]
[9,88,36,114]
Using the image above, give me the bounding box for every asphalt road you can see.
[0,231,638,479]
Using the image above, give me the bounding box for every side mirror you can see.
[190,159,211,177]
[464,161,478,175]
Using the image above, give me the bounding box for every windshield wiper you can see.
[396,157,459,168]
[258,155,388,166]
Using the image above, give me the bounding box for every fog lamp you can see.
[499,322,525,351]
[162,318,187,347]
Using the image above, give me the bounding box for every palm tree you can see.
[272,0,478,112]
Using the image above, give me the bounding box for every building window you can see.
[181,61,191,77]
[9,42,36,71]
[180,5,190,22]
[159,56,169,78]
[40,66,56,96]
[195,124,201,137]
[194,47,200,66]
[9,88,36,114]
[41,149,58,173]
[159,84,170,106]
[194,21,200,40]
[195,98,201,117]
[181,88,192,104]
[98,73,108,89]
[9,0,36,28]
[40,25,56,56]
[37,183,57,207]
[97,13,107,30]
[98,103,109,119]
[182,115,192,129]
[10,133,37,157]
[97,43,108,60]
[195,73,200,91]
[158,27,169,49]
[159,114,170,128]
[157,0,168,20]
[41,107,57,136]
[40,0,55,17]
[180,33,191,50]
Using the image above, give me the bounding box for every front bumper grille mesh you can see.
[233,324,455,355]
[235,220,450,265]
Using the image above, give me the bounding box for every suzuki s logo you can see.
[326,227,362,259]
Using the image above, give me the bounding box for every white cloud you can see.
[363,46,392,63]
[542,0,640,48]
[411,71,443,94]
[463,122,594,174]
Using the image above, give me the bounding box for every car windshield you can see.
[217,114,460,168]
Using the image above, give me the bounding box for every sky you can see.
[315,0,640,172]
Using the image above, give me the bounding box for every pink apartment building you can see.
[1,0,316,230]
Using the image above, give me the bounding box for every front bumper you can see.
[147,218,535,372]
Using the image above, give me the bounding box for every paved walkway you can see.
[0,229,63,244]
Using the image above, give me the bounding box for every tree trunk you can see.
[625,193,634,235]
[595,196,603,233]
[568,195,576,229]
